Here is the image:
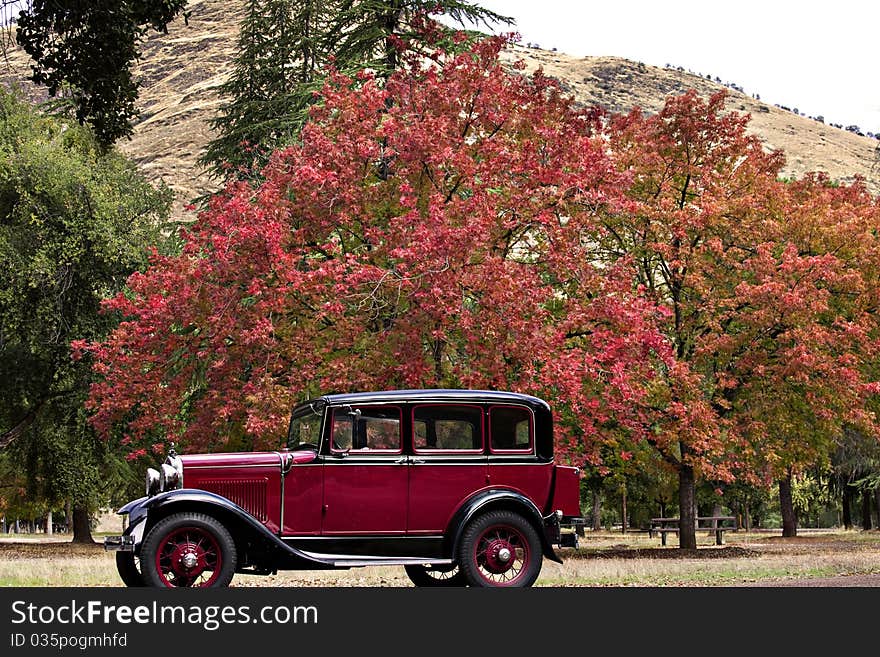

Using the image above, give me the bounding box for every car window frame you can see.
[328,403,404,455]
[411,403,485,455]
[488,404,535,455]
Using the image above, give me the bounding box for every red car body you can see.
[106,390,583,587]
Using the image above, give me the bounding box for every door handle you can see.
[411,458,425,465]
[394,456,408,465]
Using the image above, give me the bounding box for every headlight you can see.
[159,454,183,491]
[145,468,161,497]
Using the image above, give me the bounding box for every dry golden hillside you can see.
[3,0,878,222]
[502,46,880,194]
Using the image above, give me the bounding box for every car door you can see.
[486,404,552,506]
[320,404,409,535]
[406,403,488,534]
[281,404,325,536]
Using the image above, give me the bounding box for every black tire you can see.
[404,563,467,587]
[115,552,144,587]
[140,512,237,588]
[457,510,543,587]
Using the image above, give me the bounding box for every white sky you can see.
[4,1,877,133]
[457,0,880,134]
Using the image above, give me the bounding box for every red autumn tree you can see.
[74,37,674,467]
[710,174,880,536]
[599,90,880,545]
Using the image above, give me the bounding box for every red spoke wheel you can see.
[458,510,542,587]
[404,563,467,587]
[141,513,236,588]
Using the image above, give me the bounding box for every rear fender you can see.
[446,490,562,564]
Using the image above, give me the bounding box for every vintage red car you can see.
[105,389,583,587]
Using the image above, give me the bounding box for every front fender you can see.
[121,488,338,569]
[137,488,279,548]
[117,496,149,515]
[447,489,562,564]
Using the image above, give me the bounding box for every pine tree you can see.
[328,0,511,73]
[201,0,335,178]
[202,0,511,178]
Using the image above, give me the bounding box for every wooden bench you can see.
[649,516,736,546]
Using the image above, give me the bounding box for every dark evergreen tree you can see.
[202,0,512,178]
[13,0,188,147]
[202,0,336,178]
[327,0,510,73]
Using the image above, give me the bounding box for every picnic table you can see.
[649,516,737,546]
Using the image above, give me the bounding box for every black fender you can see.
[446,489,562,564]
[124,489,339,570]
[116,496,150,530]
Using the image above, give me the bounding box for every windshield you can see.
[285,402,324,449]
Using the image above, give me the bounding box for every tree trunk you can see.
[874,488,880,530]
[861,490,872,530]
[678,464,697,549]
[621,485,627,534]
[46,509,53,536]
[71,506,94,544]
[842,485,853,530]
[591,489,602,531]
[744,501,751,532]
[779,473,797,537]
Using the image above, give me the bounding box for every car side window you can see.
[331,406,402,453]
[413,405,483,452]
[489,406,533,452]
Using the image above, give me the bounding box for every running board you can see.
[298,551,454,568]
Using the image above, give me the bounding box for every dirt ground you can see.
[2,530,879,587]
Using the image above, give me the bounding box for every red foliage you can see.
[76,37,670,461]
[602,90,880,484]
[76,39,880,490]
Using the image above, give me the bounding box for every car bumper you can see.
[104,534,136,552]
[103,507,147,553]
[543,511,580,550]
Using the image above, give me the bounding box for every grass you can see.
[1,529,879,587]
[535,528,880,587]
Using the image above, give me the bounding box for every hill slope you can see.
[503,46,880,193]
[3,0,877,222]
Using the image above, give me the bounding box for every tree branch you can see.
[0,401,45,450]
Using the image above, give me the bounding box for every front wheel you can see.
[140,512,237,588]
[457,510,543,587]
[404,563,467,587]
[115,552,144,587]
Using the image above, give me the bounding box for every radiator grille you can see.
[199,479,268,522]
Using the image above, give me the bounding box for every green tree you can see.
[202,0,512,177]
[0,87,171,541]
[201,0,336,178]
[831,427,880,529]
[12,0,188,147]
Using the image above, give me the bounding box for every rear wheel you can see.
[141,512,237,588]
[457,510,542,587]
[404,563,467,587]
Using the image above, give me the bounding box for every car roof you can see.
[298,389,551,412]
